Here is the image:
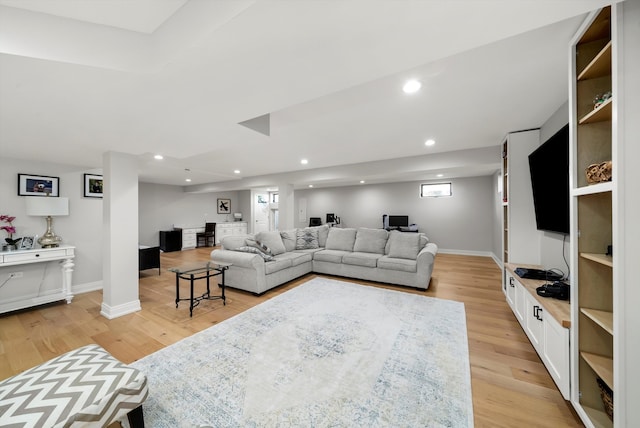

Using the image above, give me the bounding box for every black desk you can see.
[169,262,231,317]
[160,230,181,252]
[139,246,160,274]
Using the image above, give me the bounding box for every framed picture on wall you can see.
[84,174,103,198]
[18,174,59,197]
[217,198,231,214]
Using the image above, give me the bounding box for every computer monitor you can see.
[309,217,322,227]
[388,215,409,228]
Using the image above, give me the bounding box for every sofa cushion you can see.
[386,231,420,260]
[305,224,330,247]
[313,249,351,264]
[342,252,382,268]
[234,246,275,261]
[377,256,418,273]
[296,228,319,250]
[325,228,357,251]
[384,232,429,254]
[264,257,293,274]
[256,231,287,256]
[279,229,298,252]
[274,251,312,267]
[353,228,388,254]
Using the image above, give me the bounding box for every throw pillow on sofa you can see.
[279,229,297,252]
[387,231,421,260]
[296,229,319,250]
[325,228,357,251]
[256,231,287,256]
[233,246,275,261]
[245,238,272,255]
[304,224,330,247]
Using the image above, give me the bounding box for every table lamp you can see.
[25,196,69,248]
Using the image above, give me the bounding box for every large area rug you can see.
[132,278,473,427]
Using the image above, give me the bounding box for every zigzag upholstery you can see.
[0,344,148,427]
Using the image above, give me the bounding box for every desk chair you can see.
[197,222,217,247]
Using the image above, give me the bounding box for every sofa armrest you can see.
[417,242,438,264]
[210,249,265,271]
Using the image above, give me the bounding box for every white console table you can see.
[0,245,75,314]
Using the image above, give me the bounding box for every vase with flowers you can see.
[1,215,21,251]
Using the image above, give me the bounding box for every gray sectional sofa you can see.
[210,225,437,295]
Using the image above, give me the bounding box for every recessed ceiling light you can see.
[436,174,443,178]
[308,184,313,188]
[234,170,240,174]
[425,139,436,146]
[185,178,192,182]
[403,80,421,94]
[301,159,309,165]
[360,180,366,184]
[154,154,163,160]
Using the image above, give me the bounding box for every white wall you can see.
[138,182,239,245]
[0,157,103,289]
[294,176,496,254]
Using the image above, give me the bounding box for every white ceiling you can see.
[0,0,615,191]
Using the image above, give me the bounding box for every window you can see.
[420,183,452,198]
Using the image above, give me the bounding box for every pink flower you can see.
[1,215,17,240]
[1,225,16,234]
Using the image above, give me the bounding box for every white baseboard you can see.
[438,249,503,269]
[100,300,141,319]
[72,280,103,294]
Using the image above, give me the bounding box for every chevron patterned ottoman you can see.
[0,344,148,427]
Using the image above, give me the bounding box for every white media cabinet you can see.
[504,263,571,399]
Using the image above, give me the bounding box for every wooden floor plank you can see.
[0,249,582,427]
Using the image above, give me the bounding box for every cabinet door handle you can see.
[509,277,515,287]
[533,306,543,321]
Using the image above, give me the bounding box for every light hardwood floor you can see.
[0,249,583,427]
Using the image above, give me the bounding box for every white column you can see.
[101,152,141,319]
[277,183,295,230]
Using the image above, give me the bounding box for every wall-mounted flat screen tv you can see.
[528,124,570,234]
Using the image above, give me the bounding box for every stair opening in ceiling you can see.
[238,113,270,136]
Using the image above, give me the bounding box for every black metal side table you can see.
[169,261,231,317]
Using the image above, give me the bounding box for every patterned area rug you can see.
[132,278,473,427]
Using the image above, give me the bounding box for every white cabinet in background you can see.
[215,222,247,245]
[174,226,205,250]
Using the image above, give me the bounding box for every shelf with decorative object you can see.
[568,5,627,427]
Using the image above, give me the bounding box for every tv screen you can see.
[528,124,570,234]
[388,215,409,228]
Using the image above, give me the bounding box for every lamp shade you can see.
[25,197,69,216]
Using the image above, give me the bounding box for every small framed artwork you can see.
[217,198,231,214]
[18,174,59,197]
[84,174,103,198]
[19,236,35,250]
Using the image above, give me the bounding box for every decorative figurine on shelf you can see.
[0,214,21,251]
[593,90,612,109]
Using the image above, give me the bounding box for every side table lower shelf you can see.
[169,262,231,317]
